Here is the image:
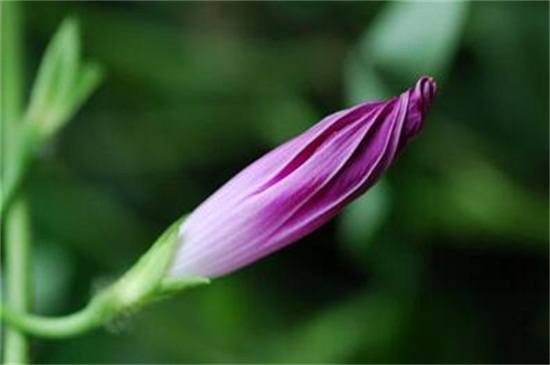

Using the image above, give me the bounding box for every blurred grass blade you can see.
[338,180,391,258]
[346,2,468,102]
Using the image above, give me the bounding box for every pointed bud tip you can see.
[417,75,437,111]
[400,76,437,140]
[168,77,438,279]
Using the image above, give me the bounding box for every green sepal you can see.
[104,215,209,313]
[156,277,210,299]
[0,215,210,339]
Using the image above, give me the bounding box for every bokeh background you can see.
[13,1,550,363]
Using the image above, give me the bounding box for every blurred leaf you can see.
[66,61,102,121]
[264,289,408,363]
[461,2,548,169]
[339,180,391,255]
[443,160,548,245]
[25,17,102,141]
[346,1,468,102]
[403,121,549,249]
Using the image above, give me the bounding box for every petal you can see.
[168,77,436,278]
[170,102,385,277]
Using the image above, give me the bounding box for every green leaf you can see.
[1,17,103,215]
[24,17,102,141]
[68,62,103,118]
[346,2,468,102]
[25,18,79,128]
[264,289,406,363]
[339,180,391,256]
[157,277,211,298]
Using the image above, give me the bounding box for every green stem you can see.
[0,212,209,340]
[1,296,110,340]
[0,275,210,340]
[3,200,31,362]
[1,2,32,364]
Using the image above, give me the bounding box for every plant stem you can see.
[2,2,32,364]
[0,214,209,340]
[1,295,110,340]
[3,200,31,363]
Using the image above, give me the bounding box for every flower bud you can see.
[169,77,436,278]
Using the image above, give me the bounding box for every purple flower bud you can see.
[169,76,436,278]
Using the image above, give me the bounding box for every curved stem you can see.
[1,298,109,340]
[0,214,208,340]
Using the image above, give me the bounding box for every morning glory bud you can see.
[0,77,436,339]
[169,76,436,279]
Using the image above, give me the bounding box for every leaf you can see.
[338,180,391,258]
[25,18,80,126]
[401,120,549,250]
[24,17,102,141]
[346,1,468,102]
[264,289,407,363]
[69,62,103,113]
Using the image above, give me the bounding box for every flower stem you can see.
[0,215,208,340]
[1,296,110,340]
[2,2,32,363]
[3,200,32,362]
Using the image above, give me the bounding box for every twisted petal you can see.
[169,76,436,278]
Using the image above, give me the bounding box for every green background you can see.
[13,1,550,363]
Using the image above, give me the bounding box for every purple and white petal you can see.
[169,76,437,278]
